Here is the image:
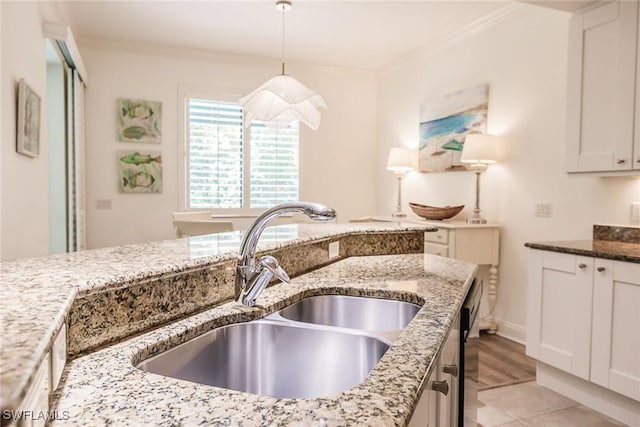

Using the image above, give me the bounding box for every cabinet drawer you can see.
[425,228,449,244]
[425,242,449,258]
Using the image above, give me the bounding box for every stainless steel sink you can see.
[137,319,389,399]
[278,295,421,332]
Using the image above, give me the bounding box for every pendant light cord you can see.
[281,1,286,75]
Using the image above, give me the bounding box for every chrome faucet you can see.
[236,202,336,306]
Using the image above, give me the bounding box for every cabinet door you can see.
[566,1,638,172]
[591,260,640,401]
[438,315,460,427]
[408,373,438,427]
[526,250,593,379]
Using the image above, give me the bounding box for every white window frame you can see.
[177,85,300,214]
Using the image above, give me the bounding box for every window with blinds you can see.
[186,97,299,210]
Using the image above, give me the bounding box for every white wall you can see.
[1,2,50,260]
[81,40,377,249]
[0,1,3,261]
[46,42,67,254]
[376,4,640,341]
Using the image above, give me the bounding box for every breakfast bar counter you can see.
[0,222,439,421]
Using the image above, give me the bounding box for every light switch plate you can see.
[96,199,112,210]
[632,202,640,222]
[535,203,552,217]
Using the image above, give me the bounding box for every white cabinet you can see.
[527,249,640,402]
[591,259,640,401]
[409,315,460,427]
[526,250,593,379]
[566,1,640,173]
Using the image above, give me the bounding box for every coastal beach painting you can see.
[117,98,162,143]
[117,151,162,193]
[418,84,488,172]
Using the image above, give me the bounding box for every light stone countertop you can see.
[0,222,433,416]
[51,253,477,426]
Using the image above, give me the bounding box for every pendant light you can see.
[239,0,327,130]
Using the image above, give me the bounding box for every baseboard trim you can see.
[536,362,640,426]
[495,319,526,345]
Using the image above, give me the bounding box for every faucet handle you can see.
[259,255,290,284]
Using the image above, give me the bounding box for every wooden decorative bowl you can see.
[409,203,464,220]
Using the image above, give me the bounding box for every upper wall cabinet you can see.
[566,1,640,173]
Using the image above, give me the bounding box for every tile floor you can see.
[478,381,626,426]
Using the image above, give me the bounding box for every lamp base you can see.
[466,217,487,224]
[392,212,407,218]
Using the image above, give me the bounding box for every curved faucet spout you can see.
[236,202,336,306]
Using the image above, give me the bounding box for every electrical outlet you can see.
[328,241,340,259]
[632,202,640,222]
[535,203,552,217]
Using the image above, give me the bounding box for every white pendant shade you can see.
[239,74,327,130]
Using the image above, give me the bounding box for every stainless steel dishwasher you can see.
[459,279,482,426]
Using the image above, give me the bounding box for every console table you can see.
[353,217,501,333]
[419,220,501,333]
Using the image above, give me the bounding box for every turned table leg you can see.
[485,264,499,334]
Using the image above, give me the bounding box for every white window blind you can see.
[250,122,299,207]
[187,97,299,210]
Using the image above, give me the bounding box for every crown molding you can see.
[77,36,373,76]
[378,2,527,76]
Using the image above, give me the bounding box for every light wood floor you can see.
[476,332,536,391]
[475,334,623,426]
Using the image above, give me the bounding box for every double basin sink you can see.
[137,295,421,399]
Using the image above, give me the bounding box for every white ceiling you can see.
[55,0,596,70]
[54,0,522,70]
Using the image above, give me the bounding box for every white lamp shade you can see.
[239,74,327,130]
[387,147,415,172]
[461,133,500,164]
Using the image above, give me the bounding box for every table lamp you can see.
[387,147,415,217]
[460,134,499,224]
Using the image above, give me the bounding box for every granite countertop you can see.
[524,240,640,263]
[525,224,640,264]
[0,222,434,416]
[50,253,477,426]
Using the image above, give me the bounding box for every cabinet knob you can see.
[597,266,606,272]
[616,159,626,164]
[431,380,449,396]
[578,263,587,269]
[443,364,459,377]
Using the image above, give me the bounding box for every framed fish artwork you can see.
[117,98,162,143]
[117,151,162,193]
[16,78,41,158]
[418,84,488,172]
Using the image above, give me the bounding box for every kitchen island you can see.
[1,222,476,425]
[51,253,475,425]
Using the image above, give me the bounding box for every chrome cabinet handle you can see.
[578,263,587,269]
[443,364,458,377]
[617,159,626,164]
[431,380,449,396]
[597,266,606,272]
